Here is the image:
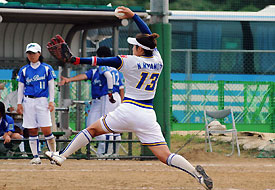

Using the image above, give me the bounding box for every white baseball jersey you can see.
[118,49,163,100]
[99,49,167,145]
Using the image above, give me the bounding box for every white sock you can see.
[106,134,113,155]
[96,135,106,156]
[167,153,200,179]
[19,135,25,152]
[113,134,121,154]
[97,142,105,156]
[45,134,56,152]
[29,136,39,158]
[61,129,92,158]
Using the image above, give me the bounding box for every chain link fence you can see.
[171,80,275,133]
[0,79,91,131]
[64,79,91,130]
[171,49,275,76]
[170,49,275,133]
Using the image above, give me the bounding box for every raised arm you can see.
[73,57,122,69]
[48,7,148,68]
[70,7,150,67]
[116,6,152,34]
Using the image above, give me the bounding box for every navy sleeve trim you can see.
[132,14,152,34]
[79,56,122,69]
[79,57,93,64]
[97,56,122,69]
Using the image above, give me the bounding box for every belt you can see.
[25,95,38,99]
[123,97,153,104]
[93,97,101,100]
[122,97,154,109]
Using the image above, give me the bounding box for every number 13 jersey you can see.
[118,49,163,100]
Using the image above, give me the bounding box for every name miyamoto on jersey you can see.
[137,62,163,70]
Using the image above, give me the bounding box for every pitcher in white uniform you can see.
[46,7,213,190]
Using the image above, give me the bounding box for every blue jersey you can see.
[85,66,122,99]
[0,115,15,136]
[110,67,124,93]
[118,71,125,91]
[17,62,56,97]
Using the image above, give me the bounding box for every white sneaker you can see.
[195,165,213,190]
[109,154,120,160]
[30,157,41,165]
[96,153,106,160]
[111,153,119,157]
[21,152,28,158]
[50,160,56,165]
[45,151,66,166]
[6,150,15,157]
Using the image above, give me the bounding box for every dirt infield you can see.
[0,155,274,190]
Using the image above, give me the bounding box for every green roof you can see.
[2,2,22,6]
[0,2,146,11]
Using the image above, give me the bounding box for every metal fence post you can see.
[185,51,192,123]
[271,82,275,132]
[140,0,171,157]
[218,80,225,110]
[185,50,192,81]
[243,83,248,123]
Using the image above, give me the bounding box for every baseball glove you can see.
[108,93,116,104]
[108,89,116,104]
[47,35,74,63]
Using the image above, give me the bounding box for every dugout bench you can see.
[0,136,156,160]
[3,112,154,159]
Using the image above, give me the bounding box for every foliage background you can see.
[6,0,275,11]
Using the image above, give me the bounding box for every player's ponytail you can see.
[136,33,159,56]
[148,33,160,43]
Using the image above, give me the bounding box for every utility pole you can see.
[150,0,171,147]
[142,0,171,156]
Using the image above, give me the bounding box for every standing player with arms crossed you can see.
[59,46,124,157]
[46,7,213,190]
[17,43,57,164]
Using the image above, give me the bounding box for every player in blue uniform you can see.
[0,101,22,156]
[86,65,123,157]
[17,43,57,164]
[46,7,213,190]
[3,69,28,157]
[59,46,124,157]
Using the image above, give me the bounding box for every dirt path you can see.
[0,156,274,190]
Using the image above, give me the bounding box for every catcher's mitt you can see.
[47,35,74,63]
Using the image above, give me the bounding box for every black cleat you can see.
[196,165,213,190]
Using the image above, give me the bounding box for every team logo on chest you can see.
[93,78,101,86]
[26,74,46,84]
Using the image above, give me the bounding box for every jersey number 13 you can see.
[136,72,159,91]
